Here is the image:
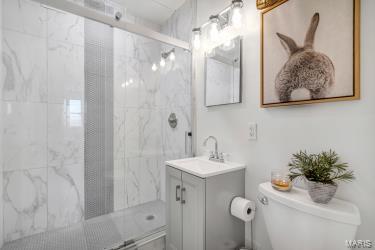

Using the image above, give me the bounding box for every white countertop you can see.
[166,157,246,178]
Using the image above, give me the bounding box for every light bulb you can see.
[231,0,243,29]
[224,40,232,47]
[222,39,235,50]
[209,22,220,42]
[169,51,175,61]
[129,78,133,84]
[209,15,220,42]
[231,7,242,28]
[160,58,166,67]
[206,47,215,57]
[152,63,158,71]
[192,28,201,50]
[121,82,126,88]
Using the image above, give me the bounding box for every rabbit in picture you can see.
[275,13,335,102]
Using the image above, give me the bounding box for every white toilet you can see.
[258,182,361,250]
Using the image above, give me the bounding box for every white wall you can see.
[194,0,375,249]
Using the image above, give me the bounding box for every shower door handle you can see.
[185,132,188,155]
[185,131,192,156]
[181,187,186,204]
[175,185,181,201]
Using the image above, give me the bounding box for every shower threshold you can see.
[107,228,165,250]
[1,200,166,250]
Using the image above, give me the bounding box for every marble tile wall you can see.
[113,28,164,211]
[160,0,194,159]
[3,169,48,241]
[0,0,3,246]
[47,6,85,230]
[1,0,194,242]
[159,0,194,204]
[161,0,196,43]
[2,0,84,242]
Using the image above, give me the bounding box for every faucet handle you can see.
[209,151,214,158]
[219,152,224,160]
[219,152,225,162]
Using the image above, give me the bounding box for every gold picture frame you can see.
[256,0,283,10]
[260,0,360,108]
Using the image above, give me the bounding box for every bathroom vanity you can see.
[165,157,246,250]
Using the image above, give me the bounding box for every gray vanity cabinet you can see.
[166,165,245,250]
[166,167,205,250]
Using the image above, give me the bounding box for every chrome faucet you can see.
[203,136,224,162]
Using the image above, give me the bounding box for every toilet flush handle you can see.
[257,195,269,205]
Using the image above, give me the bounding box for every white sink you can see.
[165,157,246,178]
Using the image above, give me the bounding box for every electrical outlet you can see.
[248,122,257,140]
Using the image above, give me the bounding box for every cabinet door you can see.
[166,167,183,250]
[181,172,205,250]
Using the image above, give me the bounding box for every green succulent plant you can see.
[288,150,355,185]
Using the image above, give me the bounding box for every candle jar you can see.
[271,169,292,192]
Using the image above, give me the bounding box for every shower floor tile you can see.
[1,200,165,250]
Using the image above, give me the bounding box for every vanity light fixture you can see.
[191,0,244,50]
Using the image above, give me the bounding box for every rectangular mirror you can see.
[205,36,242,107]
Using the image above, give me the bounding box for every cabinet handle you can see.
[175,185,181,201]
[181,187,186,204]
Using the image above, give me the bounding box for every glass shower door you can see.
[111,26,192,247]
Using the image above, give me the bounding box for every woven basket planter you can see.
[306,180,338,204]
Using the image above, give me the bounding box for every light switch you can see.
[248,122,257,140]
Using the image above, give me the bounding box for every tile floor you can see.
[1,201,165,250]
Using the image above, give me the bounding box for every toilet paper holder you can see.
[230,197,256,222]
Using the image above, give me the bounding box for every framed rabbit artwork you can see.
[261,0,360,107]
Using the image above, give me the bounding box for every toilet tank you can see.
[258,182,361,250]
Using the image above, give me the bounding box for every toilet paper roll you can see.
[230,197,255,222]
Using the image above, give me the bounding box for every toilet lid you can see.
[258,182,361,226]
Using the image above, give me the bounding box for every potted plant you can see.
[288,150,355,204]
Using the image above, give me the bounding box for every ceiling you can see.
[112,0,186,24]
